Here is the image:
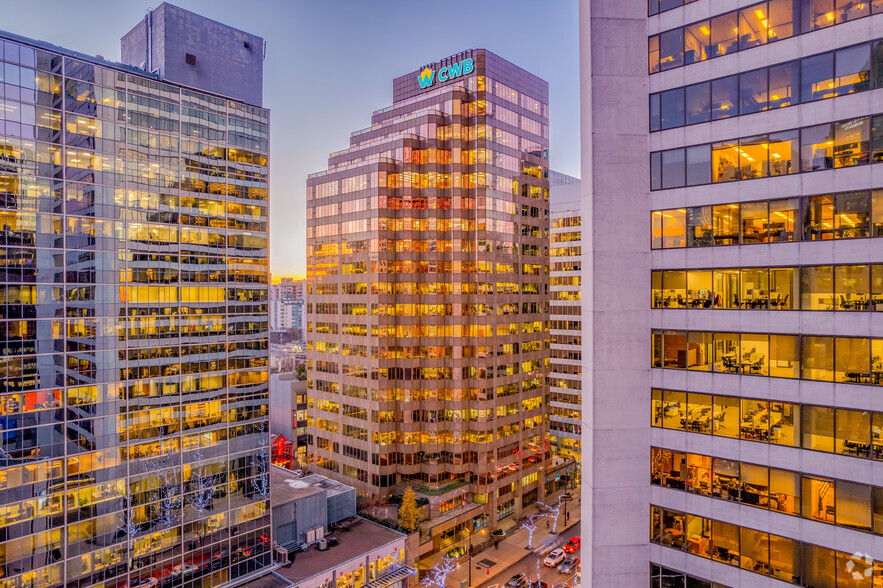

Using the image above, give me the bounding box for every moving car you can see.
[544,548,566,567]
[505,573,529,588]
[563,536,581,554]
[129,579,158,588]
[559,556,580,574]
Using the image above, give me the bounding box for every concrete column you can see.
[579,0,651,584]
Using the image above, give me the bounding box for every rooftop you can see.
[242,518,405,588]
[269,468,354,507]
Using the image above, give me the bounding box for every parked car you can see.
[563,536,581,554]
[172,563,200,578]
[129,578,158,588]
[528,582,548,588]
[544,548,566,567]
[505,573,529,588]
[559,556,580,574]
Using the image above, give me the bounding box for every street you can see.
[473,523,581,588]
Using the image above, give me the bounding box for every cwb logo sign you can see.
[418,58,474,90]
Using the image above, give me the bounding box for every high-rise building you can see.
[270,278,304,302]
[579,0,883,585]
[0,4,270,587]
[306,49,550,538]
[549,173,581,460]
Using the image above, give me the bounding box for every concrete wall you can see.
[579,0,650,585]
[121,2,264,106]
[274,490,327,545]
[270,373,297,438]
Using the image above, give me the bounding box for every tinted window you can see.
[685,82,710,125]
[650,94,661,132]
[660,29,684,70]
[835,44,871,96]
[686,145,711,185]
[662,148,686,189]
[711,76,738,120]
[769,61,799,108]
[801,52,834,101]
[740,68,768,114]
[660,88,685,130]
[711,12,739,57]
[800,123,834,171]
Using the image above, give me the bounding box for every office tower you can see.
[306,49,550,536]
[549,172,582,460]
[0,3,270,587]
[580,0,883,585]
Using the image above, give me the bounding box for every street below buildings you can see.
[473,522,581,588]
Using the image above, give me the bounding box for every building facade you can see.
[580,0,883,586]
[0,4,270,587]
[306,49,550,531]
[270,373,308,467]
[270,278,305,302]
[549,173,582,459]
[270,297,304,332]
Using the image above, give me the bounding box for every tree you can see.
[398,486,420,532]
[420,556,456,588]
[295,364,307,381]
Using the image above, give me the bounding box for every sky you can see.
[1,0,580,278]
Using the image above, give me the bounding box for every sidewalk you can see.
[420,486,582,588]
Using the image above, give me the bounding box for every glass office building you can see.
[0,6,270,588]
[306,49,550,530]
[579,0,883,585]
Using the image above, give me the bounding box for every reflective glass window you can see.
[836,0,869,22]
[660,29,684,70]
[686,205,713,247]
[660,88,685,130]
[769,129,798,175]
[801,52,835,101]
[711,12,739,57]
[662,210,685,249]
[833,116,870,168]
[740,68,768,114]
[685,82,710,125]
[686,271,713,308]
[712,140,739,182]
[835,265,870,310]
[686,145,711,186]
[713,395,740,438]
[770,402,799,447]
[740,135,769,179]
[741,401,771,442]
[651,152,662,190]
[650,35,660,73]
[662,390,687,429]
[872,115,883,162]
[835,338,870,384]
[802,406,835,452]
[740,528,769,573]
[835,44,871,95]
[768,0,798,40]
[740,5,769,49]
[770,267,798,309]
[769,535,800,583]
[662,270,687,308]
[804,195,834,241]
[769,198,798,242]
[873,40,883,89]
[802,336,835,381]
[687,394,713,435]
[803,544,836,587]
[687,331,713,371]
[802,0,835,33]
[712,205,739,246]
[800,123,834,171]
[801,265,834,309]
[770,334,800,378]
[711,520,740,565]
[685,21,712,64]
[650,94,661,132]
[835,408,871,456]
[661,148,685,189]
[769,60,798,108]
[714,269,740,308]
[741,202,769,244]
[711,75,738,120]
[835,191,870,238]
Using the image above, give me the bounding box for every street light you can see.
[467,523,486,587]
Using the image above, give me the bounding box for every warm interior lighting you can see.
[733,27,739,33]
[771,94,780,100]
[772,153,781,158]
[700,25,710,35]
[825,11,835,20]
[826,140,834,145]
[755,9,765,18]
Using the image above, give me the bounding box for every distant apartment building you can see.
[270,297,304,332]
[271,277,305,301]
[549,173,581,459]
[306,49,551,537]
